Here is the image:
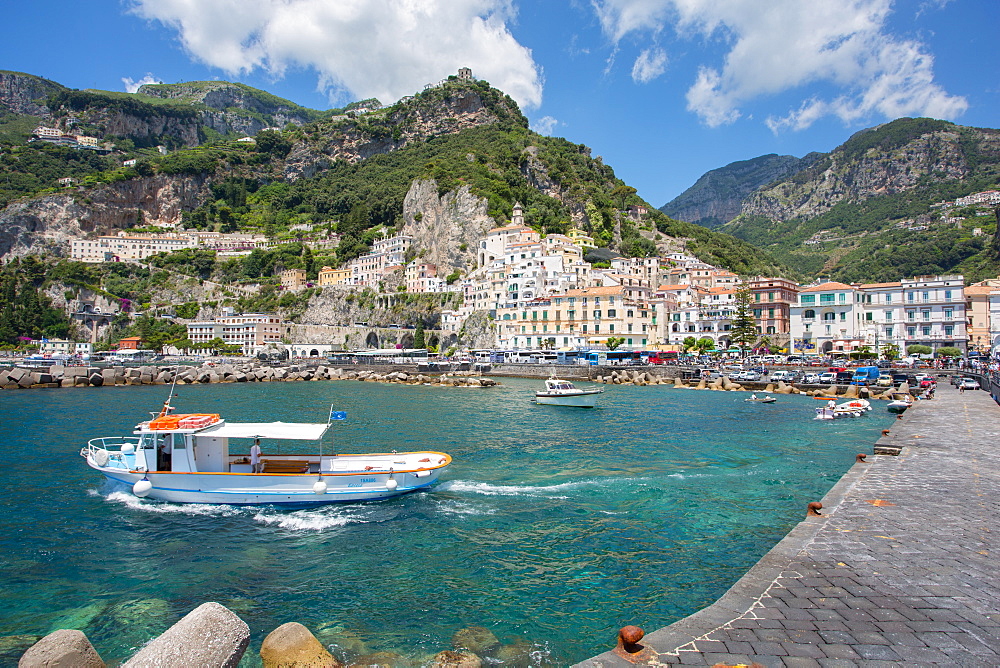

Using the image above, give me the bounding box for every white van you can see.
[769,370,794,382]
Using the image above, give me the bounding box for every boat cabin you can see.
[131,414,330,474]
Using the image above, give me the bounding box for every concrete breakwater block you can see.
[18,628,105,668]
[121,602,249,668]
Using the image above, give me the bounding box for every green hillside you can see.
[721,118,1000,282]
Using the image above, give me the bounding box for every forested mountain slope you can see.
[0,72,783,278]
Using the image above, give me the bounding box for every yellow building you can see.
[495,285,653,349]
[318,266,352,286]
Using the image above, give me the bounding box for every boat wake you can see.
[439,479,609,498]
[104,491,242,517]
[431,498,497,516]
[252,506,394,531]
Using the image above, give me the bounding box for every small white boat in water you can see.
[535,376,604,408]
[886,394,913,413]
[745,394,776,404]
[815,398,872,420]
[81,398,451,505]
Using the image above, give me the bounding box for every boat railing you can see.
[81,436,142,468]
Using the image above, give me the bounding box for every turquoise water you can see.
[0,378,893,666]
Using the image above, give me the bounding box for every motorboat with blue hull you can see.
[81,403,451,505]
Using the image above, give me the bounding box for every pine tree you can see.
[414,321,425,349]
[730,286,758,356]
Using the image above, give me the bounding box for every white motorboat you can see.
[81,398,451,505]
[814,398,872,420]
[535,376,603,408]
[886,394,913,413]
[745,394,776,404]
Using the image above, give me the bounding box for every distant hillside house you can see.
[280,268,307,291]
[318,266,351,287]
[117,336,142,350]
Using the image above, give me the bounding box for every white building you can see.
[349,233,413,287]
[790,282,860,355]
[186,312,286,355]
[70,232,197,263]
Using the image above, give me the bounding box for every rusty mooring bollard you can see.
[856,453,867,462]
[613,625,657,663]
[807,501,823,516]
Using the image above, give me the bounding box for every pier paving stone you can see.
[576,385,1000,667]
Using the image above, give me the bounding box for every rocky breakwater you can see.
[0,362,499,390]
[16,602,535,667]
[594,369,675,386]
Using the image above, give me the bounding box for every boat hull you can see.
[535,391,601,408]
[92,467,442,505]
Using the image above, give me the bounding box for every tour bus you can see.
[647,351,679,365]
[581,350,643,366]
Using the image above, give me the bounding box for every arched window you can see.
[804,309,815,319]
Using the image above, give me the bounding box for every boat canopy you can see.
[200,421,330,440]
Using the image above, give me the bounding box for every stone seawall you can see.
[0,362,497,390]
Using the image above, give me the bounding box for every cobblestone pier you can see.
[578,382,1000,667]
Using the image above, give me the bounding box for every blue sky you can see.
[4,1,998,207]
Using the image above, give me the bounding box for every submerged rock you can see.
[451,626,499,656]
[260,621,340,668]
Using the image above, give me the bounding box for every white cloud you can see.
[122,73,160,93]
[766,98,828,133]
[128,0,543,109]
[631,47,667,83]
[530,115,560,135]
[592,0,967,129]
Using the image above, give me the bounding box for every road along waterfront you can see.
[577,381,1000,666]
[0,378,893,665]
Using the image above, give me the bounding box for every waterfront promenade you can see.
[578,382,1000,666]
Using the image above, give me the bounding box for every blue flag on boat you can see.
[329,410,347,421]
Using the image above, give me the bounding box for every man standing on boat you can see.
[250,439,262,473]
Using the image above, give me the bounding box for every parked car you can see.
[876,374,893,387]
[818,372,838,384]
[768,370,794,383]
[835,371,854,384]
[802,373,820,384]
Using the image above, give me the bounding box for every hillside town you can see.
[44,193,1000,360]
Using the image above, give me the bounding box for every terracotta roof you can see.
[799,281,854,292]
[964,285,997,295]
[563,286,627,297]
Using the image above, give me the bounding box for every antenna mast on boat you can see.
[155,363,181,418]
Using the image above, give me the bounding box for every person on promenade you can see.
[250,438,262,473]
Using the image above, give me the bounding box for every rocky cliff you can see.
[0,175,209,257]
[717,118,1000,282]
[740,125,990,221]
[401,180,496,276]
[284,81,524,180]
[0,71,63,118]
[660,153,812,227]
[138,81,321,137]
